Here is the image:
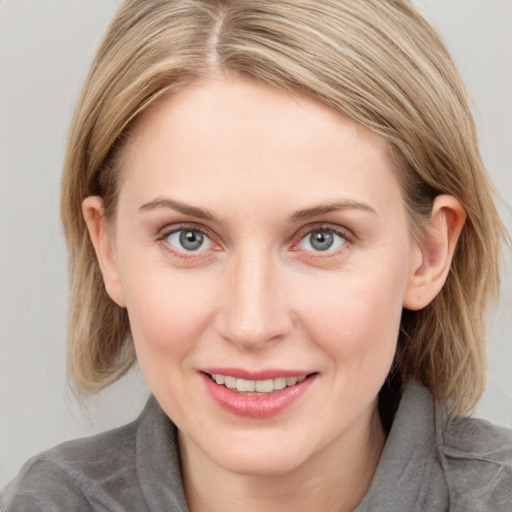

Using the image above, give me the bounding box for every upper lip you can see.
[201,367,315,380]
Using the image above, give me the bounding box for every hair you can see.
[61,0,508,414]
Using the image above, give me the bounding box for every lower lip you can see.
[201,373,316,418]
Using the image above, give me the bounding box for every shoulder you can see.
[436,409,512,511]
[1,412,144,512]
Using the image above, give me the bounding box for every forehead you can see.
[118,74,403,218]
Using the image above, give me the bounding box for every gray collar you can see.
[355,381,447,510]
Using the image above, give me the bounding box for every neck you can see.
[178,404,386,512]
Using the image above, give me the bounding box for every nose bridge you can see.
[218,245,291,348]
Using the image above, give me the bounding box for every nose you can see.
[215,251,293,350]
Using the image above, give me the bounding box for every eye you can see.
[165,228,213,252]
[297,228,346,252]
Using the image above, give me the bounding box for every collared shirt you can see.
[2,382,512,511]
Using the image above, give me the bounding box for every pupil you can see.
[180,230,203,250]
[310,231,333,251]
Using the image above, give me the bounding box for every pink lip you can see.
[201,367,311,380]
[201,371,317,419]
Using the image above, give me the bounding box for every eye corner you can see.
[155,223,222,262]
[294,225,350,254]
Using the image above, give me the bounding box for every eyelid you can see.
[155,221,354,259]
[156,222,211,242]
[156,222,221,258]
[296,223,354,242]
[291,223,354,253]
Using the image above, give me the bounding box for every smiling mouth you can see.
[205,373,312,394]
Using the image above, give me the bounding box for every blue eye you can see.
[298,229,346,252]
[166,229,212,252]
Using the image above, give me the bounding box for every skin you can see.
[84,73,465,512]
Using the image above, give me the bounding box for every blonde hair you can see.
[61,0,507,413]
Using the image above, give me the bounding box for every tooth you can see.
[236,378,255,392]
[255,379,274,392]
[297,375,306,383]
[225,376,237,389]
[214,374,225,385]
[273,377,287,390]
[286,377,298,386]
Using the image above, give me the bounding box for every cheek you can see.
[298,254,409,368]
[119,262,218,361]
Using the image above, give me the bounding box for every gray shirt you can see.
[2,381,512,511]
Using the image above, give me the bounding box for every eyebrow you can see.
[290,200,378,222]
[138,197,219,222]
[139,197,377,223]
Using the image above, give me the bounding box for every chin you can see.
[194,426,323,477]
[215,447,311,477]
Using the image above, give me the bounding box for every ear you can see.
[403,195,466,311]
[82,196,127,308]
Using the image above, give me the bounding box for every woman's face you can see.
[97,75,424,475]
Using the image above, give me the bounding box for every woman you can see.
[2,0,511,510]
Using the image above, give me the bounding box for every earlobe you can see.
[403,195,466,311]
[82,196,127,308]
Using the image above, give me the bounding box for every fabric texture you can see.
[2,381,511,511]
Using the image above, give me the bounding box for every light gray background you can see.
[1,0,511,488]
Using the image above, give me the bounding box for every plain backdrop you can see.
[1,0,511,488]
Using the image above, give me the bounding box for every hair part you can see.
[61,0,508,413]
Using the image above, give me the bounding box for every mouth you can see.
[200,369,317,417]
[204,372,311,395]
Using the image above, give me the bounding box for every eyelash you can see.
[292,224,352,256]
[156,224,216,260]
[156,223,353,259]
